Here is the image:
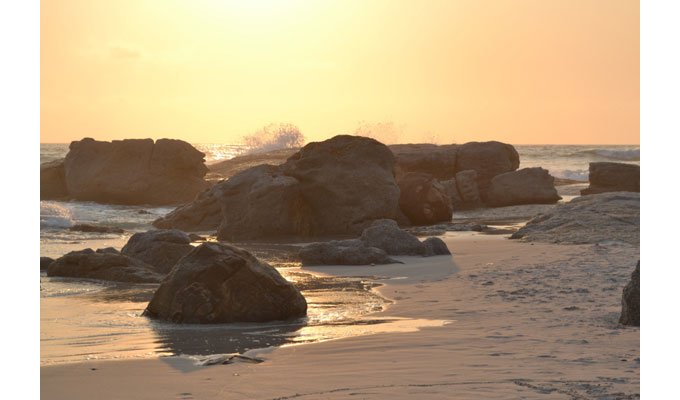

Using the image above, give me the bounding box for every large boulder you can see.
[47,248,162,283]
[40,159,68,200]
[486,167,561,207]
[360,219,427,255]
[455,170,482,206]
[144,243,307,323]
[299,240,397,266]
[121,229,194,274]
[389,144,458,180]
[63,138,209,205]
[155,135,403,240]
[455,141,520,198]
[398,173,452,226]
[619,261,640,326]
[581,162,640,195]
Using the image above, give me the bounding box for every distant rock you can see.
[455,141,520,198]
[619,261,640,326]
[40,256,55,271]
[422,237,451,256]
[48,248,162,283]
[155,135,403,239]
[69,224,125,234]
[360,219,427,255]
[299,240,398,266]
[389,144,458,180]
[581,162,640,195]
[398,173,452,226]
[40,159,68,200]
[510,192,639,245]
[121,229,194,274]
[144,242,307,323]
[63,138,209,205]
[207,148,298,179]
[455,170,482,205]
[486,167,561,207]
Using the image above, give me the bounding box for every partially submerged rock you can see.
[69,224,125,234]
[398,173,452,226]
[619,261,640,326]
[510,192,639,245]
[360,219,427,255]
[581,162,640,195]
[299,240,397,266]
[144,243,307,323]
[40,159,67,200]
[40,257,55,271]
[63,138,209,205]
[47,248,162,283]
[486,167,561,207]
[121,229,194,274]
[422,237,451,256]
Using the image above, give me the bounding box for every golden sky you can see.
[41,0,639,145]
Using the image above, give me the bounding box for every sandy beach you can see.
[41,233,639,399]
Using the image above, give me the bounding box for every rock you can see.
[455,170,482,204]
[389,144,458,180]
[299,240,398,265]
[40,257,55,270]
[581,162,640,195]
[360,219,426,255]
[144,242,307,323]
[47,248,162,283]
[96,247,120,254]
[40,159,68,200]
[455,141,520,198]
[156,135,403,239]
[63,138,209,205]
[440,179,464,209]
[510,192,639,245]
[619,261,640,326]
[397,172,453,226]
[486,167,561,207]
[208,148,298,179]
[121,229,194,274]
[422,237,451,256]
[69,224,125,234]
[137,209,152,215]
[188,233,206,242]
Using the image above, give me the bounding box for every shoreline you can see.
[41,233,639,399]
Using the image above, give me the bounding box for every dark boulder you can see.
[47,248,162,283]
[121,229,194,274]
[360,219,426,255]
[486,167,561,207]
[40,257,55,271]
[422,237,451,256]
[398,173,452,226]
[455,141,520,198]
[455,170,482,205]
[299,240,398,266]
[389,144,458,180]
[69,224,125,234]
[581,162,640,195]
[63,138,209,205]
[619,261,640,326]
[40,159,68,200]
[144,242,307,323]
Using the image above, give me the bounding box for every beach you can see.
[41,233,639,399]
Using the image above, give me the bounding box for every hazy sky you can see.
[41,0,639,145]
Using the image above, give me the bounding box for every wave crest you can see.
[40,201,74,229]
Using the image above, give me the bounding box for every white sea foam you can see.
[40,201,74,229]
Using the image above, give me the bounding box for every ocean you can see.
[39,142,639,365]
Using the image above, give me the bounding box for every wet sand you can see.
[41,233,639,399]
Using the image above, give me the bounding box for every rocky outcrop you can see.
[619,261,640,326]
[360,219,427,255]
[510,192,640,245]
[40,159,67,200]
[299,240,397,266]
[581,162,640,195]
[69,224,125,234]
[389,144,458,180]
[121,229,194,274]
[156,135,402,239]
[207,148,298,180]
[455,141,520,199]
[63,138,209,205]
[397,173,452,226]
[40,257,55,271]
[486,167,561,207]
[47,248,162,283]
[144,243,307,323]
[454,170,482,206]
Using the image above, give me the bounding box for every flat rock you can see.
[69,224,125,234]
[581,162,640,195]
[47,248,162,283]
[144,242,307,323]
[389,143,458,180]
[486,167,561,207]
[299,239,398,266]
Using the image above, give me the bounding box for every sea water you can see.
[39,142,639,365]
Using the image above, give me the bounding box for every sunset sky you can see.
[40,0,639,145]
